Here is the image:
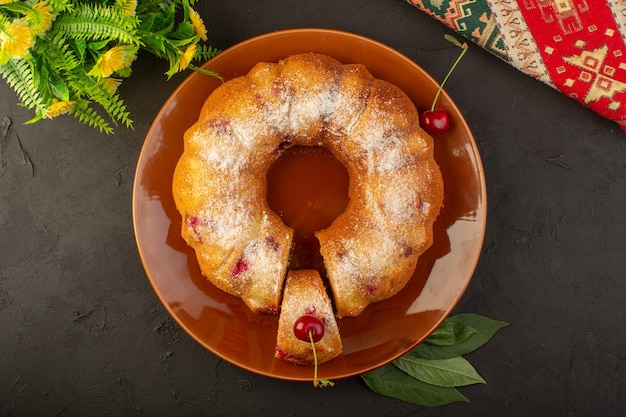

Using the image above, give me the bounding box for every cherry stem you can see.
[309,330,320,385]
[308,329,334,388]
[430,36,469,112]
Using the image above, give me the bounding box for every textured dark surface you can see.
[1,1,625,416]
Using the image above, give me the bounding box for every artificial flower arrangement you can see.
[0,0,220,134]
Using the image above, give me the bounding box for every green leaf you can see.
[115,66,132,78]
[141,35,167,56]
[415,314,509,360]
[49,79,70,101]
[362,365,469,407]
[32,54,48,94]
[425,318,476,346]
[0,1,35,15]
[173,21,194,39]
[194,44,221,62]
[24,113,43,125]
[168,38,194,48]
[0,58,48,114]
[393,354,486,387]
[444,34,464,49]
[54,3,141,45]
[73,39,88,61]
[362,314,507,406]
[141,3,176,35]
[87,39,109,52]
[68,100,114,134]
[138,13,156,32]
[187,64,223,81]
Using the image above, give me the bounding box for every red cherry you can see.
[293,315,325,343]
[421,35,469,136]
[420,108,450,135]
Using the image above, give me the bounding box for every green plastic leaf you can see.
[87,39,109,52]
[142,35,167,56]
[194,44,221,62]
[394,354,486,387]
[49,79,70,101]
[0,58,48,114]
[362,365,469,407]
[144,3,176,35]
[0,1,34,15]
[173,21,194,39]
[138,13,156,32]
[32,54,48,93]
[425,318,477,346]
[187,64,223,81]
[24,113,43,125]
[73,39,88,61]
[168,38,195,48]
[415,314,509,360]
[54,3,140,45]
[115,66,132,78]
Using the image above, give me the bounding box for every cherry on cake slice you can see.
[275,269,342,365]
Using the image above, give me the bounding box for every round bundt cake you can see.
[172,53,443,319]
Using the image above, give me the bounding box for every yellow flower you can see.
[44,99,74,119]
[28,2,55,35]
[177,43,196,71]
[101,77,122,94]
[189,8,207,41]
[89,45,137,78]
[0,0,15,4]
[0,19,35,58]
[117,0,137,15]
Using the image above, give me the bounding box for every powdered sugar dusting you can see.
[231,115,271,149]
[351,112,388,154]
[245,213,286,279]
[254,79,292,133]
[288,81,335,135]
[378,175,419,222]
[376,144,407,173]
[197,199,253,249]
[197,133,246,172]
[348,103,411,176]
[334,226,400,283]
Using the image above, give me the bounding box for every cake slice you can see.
[275,270,342,365]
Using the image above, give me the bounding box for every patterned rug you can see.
[405,0,626,131]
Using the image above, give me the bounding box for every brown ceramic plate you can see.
[132,28,486,381]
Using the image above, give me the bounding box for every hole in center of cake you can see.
[266,146,349,272]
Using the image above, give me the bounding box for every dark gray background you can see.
[1,0,624,415]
